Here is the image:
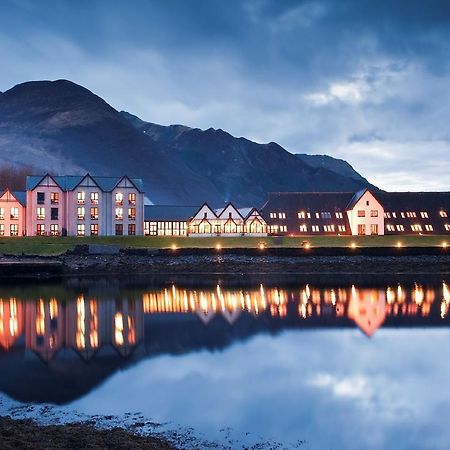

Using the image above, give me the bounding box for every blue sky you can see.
[1,0,449,190]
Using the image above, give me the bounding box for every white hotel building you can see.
[25,174,144,236]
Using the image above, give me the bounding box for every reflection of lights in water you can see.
[444,283,450,304]
[414,284,424,305]
[386,287,395,304]
[441,301,447,319]
[114,313,124,346]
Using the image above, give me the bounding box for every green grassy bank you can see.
[0,235,448,256]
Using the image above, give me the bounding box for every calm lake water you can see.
[1,274,450,449]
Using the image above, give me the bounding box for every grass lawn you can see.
[0,234,449,255]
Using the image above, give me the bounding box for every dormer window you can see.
[420,212,428,218]
[440,211,448,218]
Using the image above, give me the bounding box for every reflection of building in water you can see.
[347,287,386,337]
[23,297,143,362]
[26,298,64,361]
[1,282,449,361]
[0,298,23,350]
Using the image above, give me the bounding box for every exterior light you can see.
[304,242,311,249]
[396,242,402,248]
[350,242,356,249]
[216,243,221,250]
[443,242,448,249]
[259,242,265,250]
[171,244,177,250]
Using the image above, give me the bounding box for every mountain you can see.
[0,79,375,206]
[295,154,371,184]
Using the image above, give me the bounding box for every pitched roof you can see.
[144,205,200,221]
[26,174,145,192]
[376,192,450,211]
[261,192,356,214]
[12,191,26,206]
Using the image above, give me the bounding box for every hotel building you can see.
[0,189,26,237]
[25,174,144,236]
[261,188,450,236]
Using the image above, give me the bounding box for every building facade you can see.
[261,189,450,236]
[144,202,267,237]
[0,189,26,237]
[25,174,144,236]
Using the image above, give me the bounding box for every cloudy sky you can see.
[1,0,449,190]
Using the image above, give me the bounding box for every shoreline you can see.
[0,247,449,278]
[0,416,176,450]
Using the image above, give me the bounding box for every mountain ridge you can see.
[0,79,375,206]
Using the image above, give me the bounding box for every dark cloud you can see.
[0,0,449,190]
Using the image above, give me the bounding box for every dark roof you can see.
[26,174,144,192]
[144,205,200,221]
[376,192,450,211]
[12,191,26,206]
[261,192,356,214]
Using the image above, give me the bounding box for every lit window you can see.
[50,192,59,205]
[420,212,428,218]
[77,207,85,220]
[77,224,85,236]
[338,225,346,232]
[386,224,395,231]
[115,193,123,205]
[128,193,136,205]
[406,212,417,218]
[115,208,123,220]
[358,224,366,235]
[357,210,365,217]
[425,224,433,231]
[411,224,422,232]
[37,207,45,220]
[10,224,18,236]
[278,212,286,219]
[440,211,448,218]
[0,208,4,220]
[392,212,397,218]
[298,211,306,219]
[77,191,85,204]
[278,225,287,232]
[270,213,276,219]
[445,224,450,231]
[324,225,335,232]
[299,224,307,232]
[90,224,99,236]
[335,212,343,219]
[312,225,320,232]
[401,212,405,218]
[370,224,378,235]
[396,224,405,231]
[0,224,4,235]
[90,192,99,204]
[384,212,391,218]
[128,208,136,220]
[10,207,19,220]
[91,207,99,220]
[50,224,59,236]
[370,210,378,217]
[36,224,45,236]
[315,212,320,219]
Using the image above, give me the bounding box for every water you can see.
[1,275,450,449]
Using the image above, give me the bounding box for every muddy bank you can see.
[0,416,175,450]
[0,250,449,278]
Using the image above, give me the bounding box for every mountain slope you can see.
[122,112,376,205]
[0,80,375,206]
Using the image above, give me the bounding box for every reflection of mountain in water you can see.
[0,281,449,404]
